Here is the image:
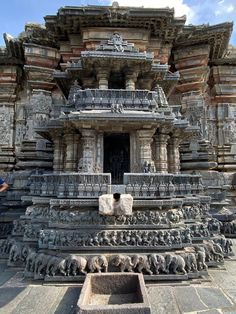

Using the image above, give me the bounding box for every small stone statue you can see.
[143,161,156,173]
[110,32,124,52]
[111,103,124,113]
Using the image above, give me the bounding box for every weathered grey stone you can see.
[197,310,221,314]
[147,286,180,314]
[174,287,207,312]
[196,287,233,309]
[10,286,65,314]
[77,273,151,314]
[99,194,133,216]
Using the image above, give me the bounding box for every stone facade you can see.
[0,3,235,281]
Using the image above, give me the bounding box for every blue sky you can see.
[0,0,235,47]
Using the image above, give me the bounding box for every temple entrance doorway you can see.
[104,133,130,184]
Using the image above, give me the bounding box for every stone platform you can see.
[0,239,236,314]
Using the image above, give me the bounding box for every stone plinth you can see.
[99,194,133,216]
[77,273,151,314]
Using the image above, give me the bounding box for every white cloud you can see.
[214,2,234,16]
[109,0,194,21]
[226,4,234,12]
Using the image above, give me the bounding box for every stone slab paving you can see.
[1,255,236,313]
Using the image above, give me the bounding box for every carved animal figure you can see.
[182,253,198,273]
[88,255,108,273]
[166,210,182,223]
[195,248,208,271]
[25,251,37,273]
[202,241,224,262]
[165,254,186,274]
[111,254,133,272]
[46,256,67,276]
[132,254,153,275]
[8,243,22,263]
[149,254,166,274]
[34,253,52,277]
[21,245,31,262]
[66,255,87,276]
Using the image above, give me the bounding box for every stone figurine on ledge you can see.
[143,161,156,173]
[99,193,133,216]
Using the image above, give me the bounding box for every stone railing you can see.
[30,173,111,198]
[30,172,203,199]
[124,173,203,198]
[67,89,165,111]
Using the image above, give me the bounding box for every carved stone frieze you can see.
[38,228,192,248]
[0,222,13,237]
[26,208,186,226]
[23,223,48,241]
[12,220,27,236]
[23,249,210,280]
[0,107,14,145]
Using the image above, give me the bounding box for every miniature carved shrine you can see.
[0,2,235,281]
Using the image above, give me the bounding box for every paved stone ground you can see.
[1,242,236,313]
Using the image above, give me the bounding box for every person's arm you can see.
[0,182,9,192]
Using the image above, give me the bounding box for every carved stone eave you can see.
[59,110,181,131]
[0,36,24,66]
[35,120,64,141]
[159,71,180,97]
[19,23,58,49]
[3,33,24,61]
[210,58,236,66]
[182,125,201,141]
[173,118,189,129]
[44,5,186,42]
[53,71,71,98]
[174,22,233,60]
[81,50,154,62]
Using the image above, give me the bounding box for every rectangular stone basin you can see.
[77,273,151,314]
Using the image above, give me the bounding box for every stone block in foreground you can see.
[77,272,151,314]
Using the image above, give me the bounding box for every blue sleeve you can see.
[0,178,5,184]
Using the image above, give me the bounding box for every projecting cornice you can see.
[44,3,186,42]
[174,22,233,60]
[0,33,24,65]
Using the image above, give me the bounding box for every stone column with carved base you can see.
[125,70,137,91]
[64,132,80,172]
[137,130,155,172]
[167,136,181,173]
[52,133,65,172]
[97,69,109,89]
[80,129,96,172]
[154,132,169,173]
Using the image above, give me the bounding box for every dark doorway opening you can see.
[104,133,130,184]
[108,72,125,89]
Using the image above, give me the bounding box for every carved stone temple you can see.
[0,2,235,281]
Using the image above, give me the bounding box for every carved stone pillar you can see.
[96,132,104,173]
[80,129,96,172]
[53,134,65,172]
[64,133,80,172]
[154,133,169,173]
[125,71,137,91]
[167,136,181,173]
[137,130,155,171]
[97,70,109,89]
